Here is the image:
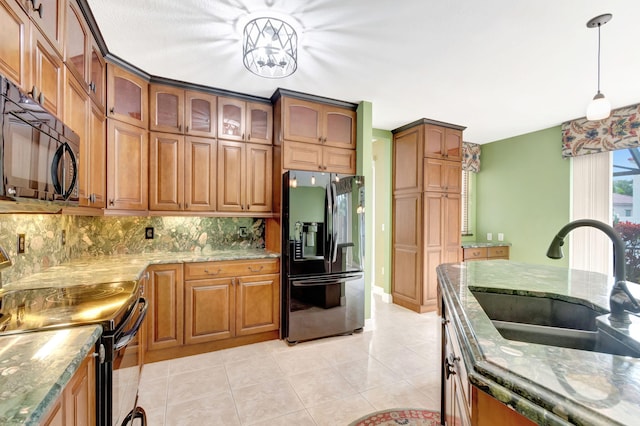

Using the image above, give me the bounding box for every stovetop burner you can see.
[0,281,140,334]
[45,285,126,303]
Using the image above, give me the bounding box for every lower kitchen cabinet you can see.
[463,245,510,261]
[184,276,235,344]
[145,259,279,363]
[42,350,96,426]
[441,295,536,426]
[146,263,184,353]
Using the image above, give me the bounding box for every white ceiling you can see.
[87,0,640,144]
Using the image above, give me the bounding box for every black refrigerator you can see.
[281,170,365,345]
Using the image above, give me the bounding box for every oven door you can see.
[111,297,147,426]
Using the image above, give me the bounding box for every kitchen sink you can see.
[471,289,640,358]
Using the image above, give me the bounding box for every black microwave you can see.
[0,76,79,205]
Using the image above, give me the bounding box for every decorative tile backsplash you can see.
[0,215,264,285]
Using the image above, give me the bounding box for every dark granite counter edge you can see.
[437,266,620,426]
[24,326,102,426]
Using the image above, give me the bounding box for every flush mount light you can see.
[243,17,297,78]
[586,13,612,121]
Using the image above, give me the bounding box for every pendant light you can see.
[586,14,612,121]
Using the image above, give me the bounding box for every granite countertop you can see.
[437,260,640,426]
[0,326,102,425]
[461,241,511,248]
[4,248,279,290]
[0,248,277,422]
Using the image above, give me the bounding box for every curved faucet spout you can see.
[546,219,640,325]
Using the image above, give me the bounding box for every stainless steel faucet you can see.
[547,219,640,325]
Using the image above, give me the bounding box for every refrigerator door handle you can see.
[331,181,339,263]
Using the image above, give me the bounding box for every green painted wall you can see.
[357,101,373,318]
[372,130,392,294]
[477,126,570,266]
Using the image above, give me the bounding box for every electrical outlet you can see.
[145,227,154,239]
[61,230,66,246]
[238,226,248,237]
[17,233,25,254]
[487,232,493,241]
[498,233,504,242]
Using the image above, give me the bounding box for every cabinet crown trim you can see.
[271,88,358,111]
[392,118,467,134]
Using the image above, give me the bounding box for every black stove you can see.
[0,281,147,426]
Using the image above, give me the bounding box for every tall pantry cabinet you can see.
[392,119,465,313]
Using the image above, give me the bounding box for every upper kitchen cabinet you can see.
[393,124,424,194]
[65,71,106,208]
[106,63,149,128]
[217,140,272,214]
[424,124,463,161]
[31,25,63,117]
[0,0,30,90]
[217,96,272,144]
[281,97,356,149]
[149,132,217,212]
[149,84,217,138]
[65,0,105,110]
[27,0,65,57]
[106,119,148,210]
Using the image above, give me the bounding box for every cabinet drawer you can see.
[185,259,279,280]
[488,246,509,259]
[463,248,487,260]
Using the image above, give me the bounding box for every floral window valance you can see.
[462,142,481,172]
[562,103,640,158]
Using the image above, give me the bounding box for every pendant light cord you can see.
[597,23,601,94]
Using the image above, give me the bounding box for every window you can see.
[461,170,471,236]
[613,148,640,283]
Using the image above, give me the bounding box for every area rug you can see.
[349,408,440,426]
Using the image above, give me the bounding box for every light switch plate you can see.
[487,233,493,241]
[498,233,504,241]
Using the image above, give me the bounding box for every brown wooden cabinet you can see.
[149,132,217,211]
[282,97,356,148]
[217,96,272,144]
[424,158,461,193]
[146,263,184,352]
[65,0,105,111]
[392,119,465,313]
[42,350,96,426]
[184,259,280,343]
[184,276,234,344]
[144,259,279,362]
[0,0,30,90]
[29,0,65,57]
[462,245,510,261]
[217,140,272,213]
[106,119,148,210]
[282,140,356,174]
[425,124,463,161]
[441,295,536,426]
[424,192,461,305]
[31,25,63,117]
[65,71,106,208]
[106,63,148,128]
[150,84,217,138]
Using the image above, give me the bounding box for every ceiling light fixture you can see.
[243,17,297,79]
[586,13,612,121]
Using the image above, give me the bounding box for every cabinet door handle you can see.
[248,134,251,140]
[318,137,322,143]
[108,199,114,206]
[445,353,459,379]
[247,204,251,210]
[109,107,115,115]
[248,265,264,273]
[185,202,189,209]
[242,133,245,139]
[178,124,182,131]
[204,268,222,276]
[186,125,189,133]
[89,81,96,93]
[31,1,43,18]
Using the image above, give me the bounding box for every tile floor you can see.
[137,294,442,425]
